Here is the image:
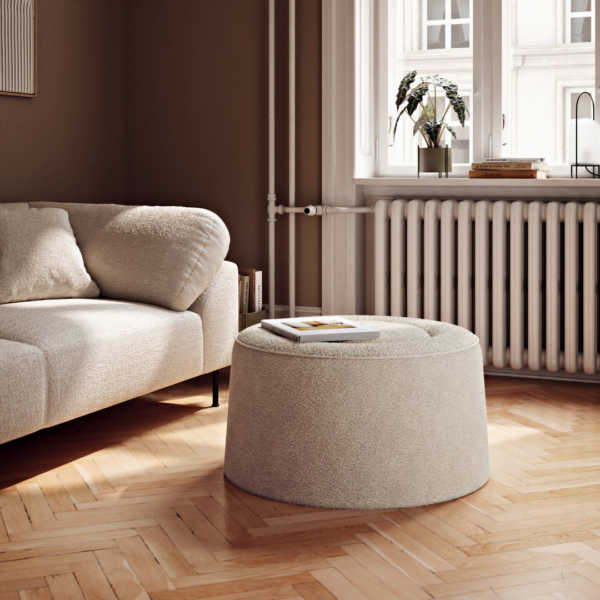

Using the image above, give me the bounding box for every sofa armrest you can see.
[188,261,238,374]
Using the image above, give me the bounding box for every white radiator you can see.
[373,199,600,378]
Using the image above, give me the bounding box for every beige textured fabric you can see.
[0,203,29,211]
[238,316,480,358]
[29,202,230,311]
[225,316,490,510]
[0,207,99,305]
[188,260,238,373]
[0,299,203,428]
[0,339,46,444]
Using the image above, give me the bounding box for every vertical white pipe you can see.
[268,0,277,319]
[289,0,296,318]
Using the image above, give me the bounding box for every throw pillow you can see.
[0,207,100,304]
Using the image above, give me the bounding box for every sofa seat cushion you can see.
[28,203,230,311]
[0,340,46,444]
[0,299,203,428]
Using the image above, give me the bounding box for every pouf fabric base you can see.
[224,317,490,510]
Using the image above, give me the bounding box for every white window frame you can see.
[569,0,595,44]
[357,0,600,179]
[423,0,471,50]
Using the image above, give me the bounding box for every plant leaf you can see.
[422,119,442,146]
[413,113,427,136]
[403,83,429,117]
[445,89,469,126]
[440,121,457,139]
[421,75,456,90]
[395,70,417,110]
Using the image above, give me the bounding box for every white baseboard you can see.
[263,305,323,319]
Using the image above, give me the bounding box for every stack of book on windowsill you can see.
[469,158,548,179]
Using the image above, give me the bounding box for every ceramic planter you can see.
[418,147,452,178]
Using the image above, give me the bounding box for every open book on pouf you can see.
[261,317,380,342]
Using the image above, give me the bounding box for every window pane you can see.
[427,25,446,49]
[388,0,473,168]
[571,17,592,43]
[427,0,445,21]
[571,0,591,12]
[571,92,593,119]
[451,23,470,48]
[451,0,470,19]
[505,0,594,164]
[451,127,470,164]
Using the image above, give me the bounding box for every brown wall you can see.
[0,1,126,202]
[0,0,322,308]
[125,0,322,308]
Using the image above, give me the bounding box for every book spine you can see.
[238,275,242,314]
[483,157,545,162]
[241,276,250,314]
[469,170,547,179]
[249,272,256,312]
[255,271,262,312]
[472,162,538,170]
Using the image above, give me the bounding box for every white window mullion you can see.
[473,0,502,161]
[596,0,600,120]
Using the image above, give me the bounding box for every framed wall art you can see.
[0,0,36,97]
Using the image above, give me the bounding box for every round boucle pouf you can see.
[224,316,490,510]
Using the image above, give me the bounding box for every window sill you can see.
[356,177,600,200]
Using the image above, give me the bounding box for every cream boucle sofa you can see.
[0,202,238,445]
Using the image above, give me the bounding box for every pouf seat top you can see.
[236,315,480,358]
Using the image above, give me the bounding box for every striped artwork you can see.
[0,0,35,96]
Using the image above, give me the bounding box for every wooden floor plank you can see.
[70,559,119,600]
[310,567,370,600]
[154,515,216,566]
[115,536,174,592]
[45,573,85,600]
[135,525,196,578]
[16,484,55,525]
[94,548,151,600]
[18,588,53,600]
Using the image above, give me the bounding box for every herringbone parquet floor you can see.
[0,373,599,600]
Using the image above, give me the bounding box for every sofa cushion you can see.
[0,299,203,428]
[0,340,46,444]
[0,206,100,305]
[28,202,230,311]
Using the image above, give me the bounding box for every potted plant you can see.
[394,71,469,177]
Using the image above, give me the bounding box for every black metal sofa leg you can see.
[212,370,219,407]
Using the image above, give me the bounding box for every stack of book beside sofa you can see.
[469,158,548,179]
[238,268,265,331]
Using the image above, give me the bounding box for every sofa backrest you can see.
[28,202,230,311]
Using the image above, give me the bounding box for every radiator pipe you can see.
[289,0,296,318]
[278,205,374,216]
[267,0,276,319]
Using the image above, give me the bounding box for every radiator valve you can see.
[304,205,323,216]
